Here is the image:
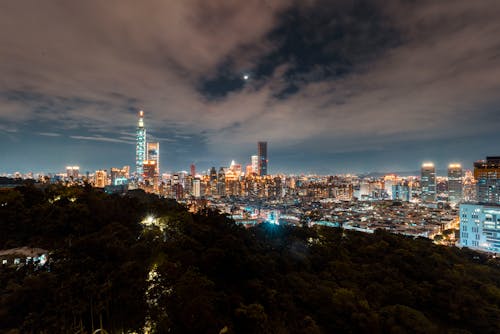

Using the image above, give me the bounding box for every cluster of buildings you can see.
[459,156,500,254]
[2,109,499,255]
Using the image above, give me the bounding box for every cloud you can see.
[1,0,500,171]
[38,132,61,137]
[69,135,134,145]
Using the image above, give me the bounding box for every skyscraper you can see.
[217,167,226,196]
[143,160,158,190]
[94,170,108,188]
[258,141,267,176]
[421,162,436,202]
[474,156,500,204]
[448,163,463,204]
[135,110,146,179]
[147,142,160,176]
[66,166,80,179]
[192,178,201,198]
[251,155,258,175]
[190,163,196,177]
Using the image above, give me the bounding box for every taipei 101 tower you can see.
[135,110,146,179]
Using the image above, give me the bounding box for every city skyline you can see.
[1,1,500,173]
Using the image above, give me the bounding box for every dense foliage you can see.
[1,185,500,333]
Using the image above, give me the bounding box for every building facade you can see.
[474,156,500,205]
[147,142,160,176]
[135,110,146,179]
[448,163,463,204]
[421,163,436,202]
[459,203,500,253]
[258,142,267,176]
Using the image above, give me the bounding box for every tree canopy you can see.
[1,185,499,333]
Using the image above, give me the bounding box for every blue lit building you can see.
[459,203,500,253]
[135,110,146,179]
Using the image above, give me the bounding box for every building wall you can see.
[460,203,500,253]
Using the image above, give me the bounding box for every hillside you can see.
[1,185,499,333]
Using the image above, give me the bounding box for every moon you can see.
[243,74,250,81]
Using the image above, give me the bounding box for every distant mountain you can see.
[361,169,450,178]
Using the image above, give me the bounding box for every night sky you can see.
[1,0,500,174]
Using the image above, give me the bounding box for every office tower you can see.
[448,163,463,204]
[421,162,436,202]
[258,141,267,176]
[217,167,226,196]
[209,167,217,195]
[193,178,201,198]
[94,170,108,188]
[251,155,258,174]
[463,170,476,202]
[143,160,158,189]
[66,166,80,179]
[135,110,146,178]
[474,156,500,204]
[147,142,160,176]
[190,163,196,177]
[459,203,500,253]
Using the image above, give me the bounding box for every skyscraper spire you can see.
[136,110,146,178]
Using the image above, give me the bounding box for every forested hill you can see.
[1,185,500,333]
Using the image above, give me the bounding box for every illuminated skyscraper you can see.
[474,156,500,204]
[258,141,267,176]
[448,163,463,204]
[192,178,201,198]
[94,170,108,188]
[421,162,436,202]
[217,167,226,196]
[147,142,160,176]
[251,155,258,174]
[135,110,146,178]
[190,163,196,176]
[66,166,80,179]
[143,160,158,190]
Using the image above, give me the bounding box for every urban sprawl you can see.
[2,111,499,254]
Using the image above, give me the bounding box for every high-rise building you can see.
[135,110,146,179]
[147,142,160,176]
[190,164,196,177]
[209,167,218,195]
[143,160,158,189]
[251,155,258,175]
[474,156,500,205]
[421,162,436,202]
[217,167,226,196]
[110,166,130,186]
[192,178,201,198]
[448,163,463,204]
[66,166,80,179]
[94,170,108,188]
[460,156,500,253]
[459,203,500,253]
[258,141,267,176]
